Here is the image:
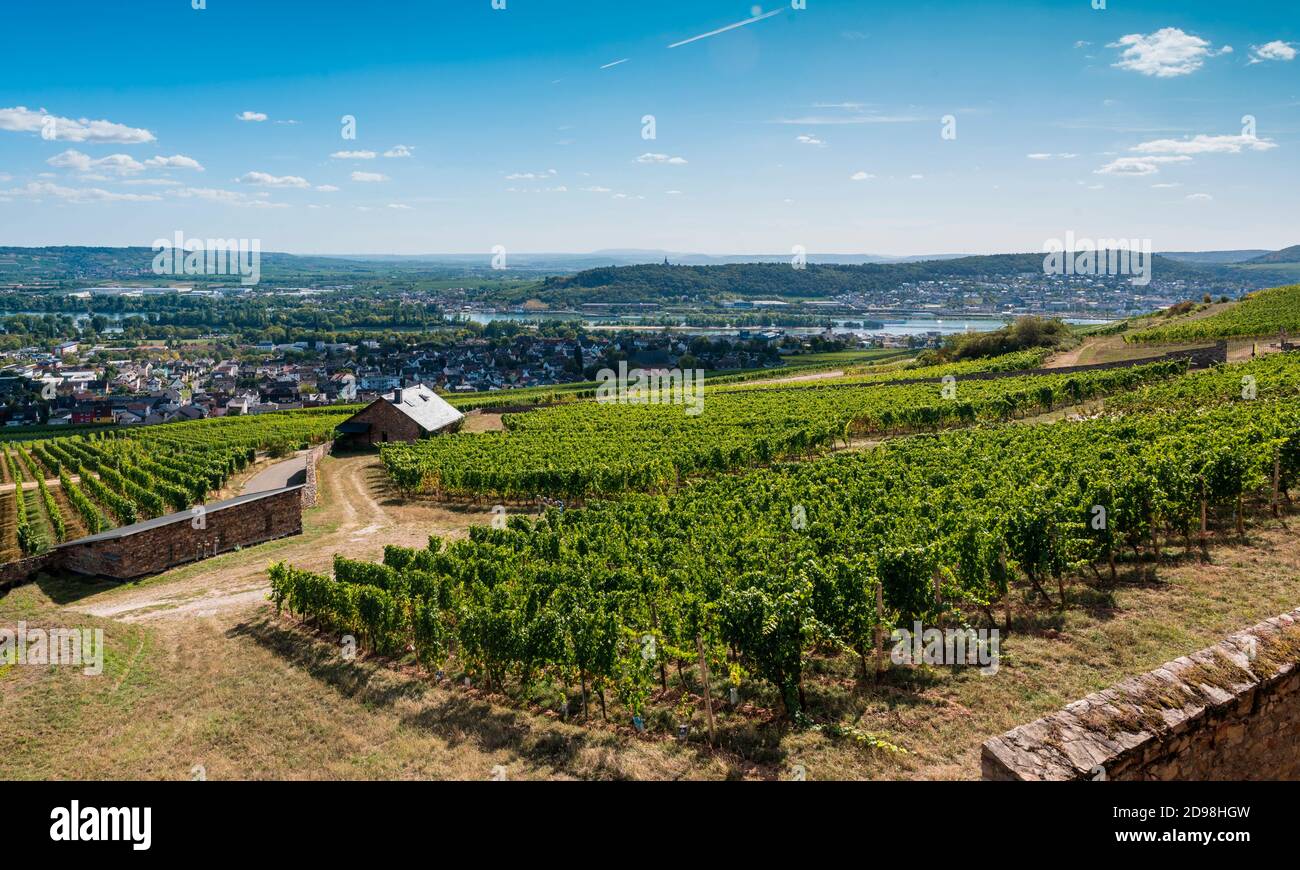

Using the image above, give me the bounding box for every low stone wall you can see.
[61,487,304,580]
[727,342,1230,395]
[0,552,61,591]
[301,440,334,508]
[982,608,1300,780]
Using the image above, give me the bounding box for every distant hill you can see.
[1158,250,1270,264]
[1243,245,1300,265]
[518,253,1274,306]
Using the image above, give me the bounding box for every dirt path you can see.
[238,453,307,494]
[728,368,845,388]
[0,474,80,494]
[69,454,506,625]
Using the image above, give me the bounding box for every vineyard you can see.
[272,351,1300,744]
[272,397,1300,730]
[1129,283,1300,343]
[379,355,1185,499]
[0,407,354,562]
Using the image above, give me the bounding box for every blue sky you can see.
[0,0,1295,256]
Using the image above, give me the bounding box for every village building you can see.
[335,383,463,448]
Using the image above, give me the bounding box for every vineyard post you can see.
[694,635,715,744]
[1000,544,1012,632]
[1272,450,1281,518]
[1199,477,1208,561]
[874,583,885,680]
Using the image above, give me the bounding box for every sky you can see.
[0,0,1295,257]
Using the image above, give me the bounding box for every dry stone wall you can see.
[982,608,1300,780]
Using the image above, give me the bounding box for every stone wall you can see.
[0,552,61,591]
[60,487,304,581]
[301,440,333,508]
[733,342,1231,395]
[982,608,1300,780]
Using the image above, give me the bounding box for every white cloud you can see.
[0,181,161,203]
[665,189,682,195]
[636,153,687,164]
[1186,193,1213,201]
[387,203,413,209]
[1109,28,1230,77]
[1150,182,1182,188]
[331,150,376,159]
[579,185,612,193]
[315,184,340,192]
[1249,41,1296,64]
[505,169,557,180]
[168,187,287,208]
[849,171,874,181]
[1027,153,1052,160]
[1131,134,1277,155]
[0,106,155,144]
[236,111,268,122]
[795,134,825,147]
[910,174,925,180]
[1028,152,1078,160]
[47,149,143,175]
[237,171,310,188]
[383,145,414,158]
[48,149,199,175]
[1094,155,1192,176]
[351,171,389,182]
[144,154,204,171]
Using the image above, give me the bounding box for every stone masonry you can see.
[59,485,304,580]
[982,608,1300,780]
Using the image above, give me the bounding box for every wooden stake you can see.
[1272,452,1281,518]
[695,635,715,745]
[1199,477,1209,559]
[874,584,885,679]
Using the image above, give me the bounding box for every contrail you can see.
[667,8,784,49]
[600,58,630,69]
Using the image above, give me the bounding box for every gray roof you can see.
[378,384,463,433]
[57,484,303,547]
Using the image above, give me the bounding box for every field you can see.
[1129,284,1300,343]
[5,295,1300,780]
[0,408,353,562]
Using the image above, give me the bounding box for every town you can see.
[0,314,854,427]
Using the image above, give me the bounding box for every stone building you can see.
[57,484,304,580]
[334,383,463,448]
